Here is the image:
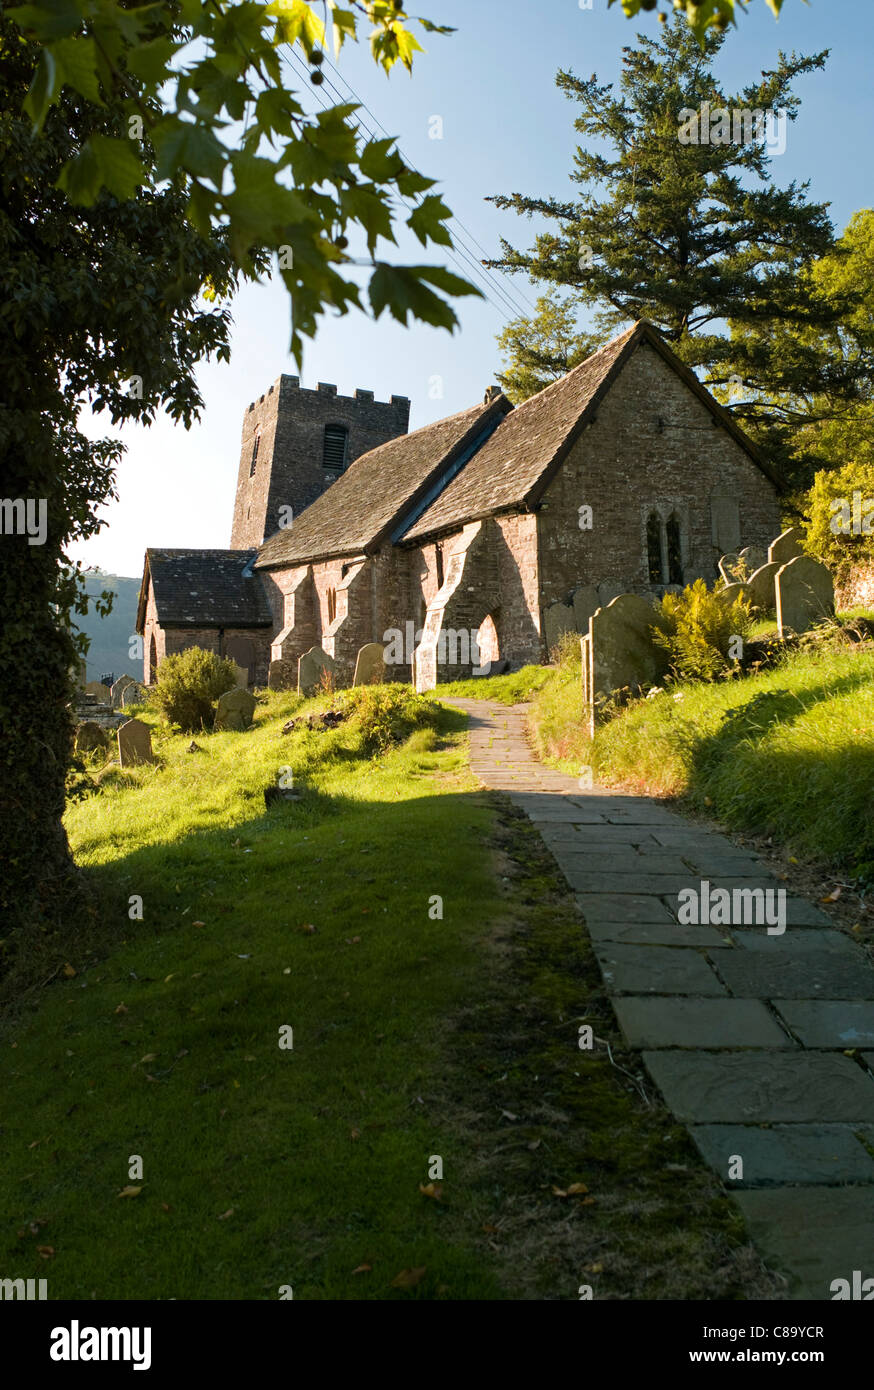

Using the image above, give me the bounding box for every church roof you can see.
[255,392,511,568]
[402,320,775,542]
[136,549,273,631]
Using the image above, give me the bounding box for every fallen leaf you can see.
[193,921,206,928]
[821,886,842,902]
[164,974,174,983]
[140,1054,157,1064]
[501,1110,518,1121]
[117,1186,141,1198]
[527,1139,541,1151]
[566,1182,589,1195]
[351,1263,372,1275]
[63,963,76,978]
[391,1266,427,1289]
[217,1208,234,1220]
[581,1196,596,1206]
[419,1182,442,1200]
[161,1203,171,1212]
[481,1223,499,1235]
[551,1186,567,1197]
[36,1246,55,1259]
[584,1262,604,1274]
[349,1128,360,1141]
[114,1003,128,1015]
[789,857,798,864]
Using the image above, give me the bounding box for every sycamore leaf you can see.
[407,194,453,248]
[117,1185,142,1198]
[351,1262,372,1274]
[153,120,225,187]
[369,262,479,331]
[390,1265,427,1289]
[90,135,143,201]
[62,962,76,978]
[267,0,325,55]
[8,0,84,43]
[127,36,182,87]
[52,37,102,105]
[418,1181,442,1200]
[23,49,61,133]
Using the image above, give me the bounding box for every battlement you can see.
[247,377,410,413]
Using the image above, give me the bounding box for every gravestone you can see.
[572,584,600,634]
[589,594,665,699]
[298,645,335,696]
[738,545,767,575]
[75,721,108,753]
[597,579,626,608]
[84,680,111,703]
[120,681,146,707]
[716,582,747,606]
[718,552,741,584]
[232,664,249,690]
[214,687,256,731]
[768,526,805,567]
[352,643,385,687]
[110,675,136,708]
[746,561,781,611]
[776,556,835,637]
[268,659,296,691]
[117,718,154,766]
[544,599,575,653]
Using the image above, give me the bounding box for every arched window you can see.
[646,511,663,583]
[249,428,261,477]
[323,425,348,474]
[435,542,444,589]
[666,512,684,585]
[326,587,337,624]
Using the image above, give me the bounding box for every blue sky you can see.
[69,0,874,577]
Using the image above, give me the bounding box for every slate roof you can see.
[136,549,273,631]
[403,321,777,541]
[255,393,511,569]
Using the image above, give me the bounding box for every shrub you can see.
[342,683,440,755]
[550,628,583,668]
[805,461,874,581]
[151,647,238,732]
[652,579,754,683]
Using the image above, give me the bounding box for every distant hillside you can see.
[76,572,141,685]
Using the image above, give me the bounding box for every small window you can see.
[646,511,663,583]
[250,429,261,477]
[327,587,337,624]
[435,542,444,589]
[666,512,684,585]
[323,425,348,473]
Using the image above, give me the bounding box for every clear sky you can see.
[68,0,874,577]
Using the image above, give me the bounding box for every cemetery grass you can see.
[0,688,774,1300]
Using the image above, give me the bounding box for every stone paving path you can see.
[446,697,874,1299]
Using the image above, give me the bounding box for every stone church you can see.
[136,321,781,691]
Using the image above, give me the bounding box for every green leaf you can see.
[153,119,226,187]
[396,166,436,197]
[127,36,182,87]
[360,136,402,182]
[330,6,357,57]
[369,262,480,331]
[22,49,61,133]
[52,36,102,105]
[267,0,325,54]
[90,134,144,200]
[7,0,83,42]
[407,194,453,248]
[341,183,395,253]
[55,141,102,205]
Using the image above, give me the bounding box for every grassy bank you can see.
[0,685,773,1300]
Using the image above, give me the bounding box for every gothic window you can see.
[666,512,684,584]
[249,428,261,477]
[323,424,348,474]
[646,511,663,583]
[326,587,337,624]
[435,542,444,589]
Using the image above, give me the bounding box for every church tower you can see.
[229,376,410,549]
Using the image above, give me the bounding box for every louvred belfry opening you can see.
[323,424,348,473]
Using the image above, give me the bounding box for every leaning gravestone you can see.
[544,599,575,653]
[776,556,835,637]
[120,681,146,708]
[117,718,154,766]
[746,561,781,611]
[768,526,805,567]
[232,663,249,690]
[589,594,665,699]
[84,680,111,703]
[353,643,385,687]
[214,687,256,731]
[572,584,600,635]
[597,579,626,608]
[718,552,741,584]
[737,545,767,575]
[75,721,107,753]
[298,645,335,696]
[110,674,136,708]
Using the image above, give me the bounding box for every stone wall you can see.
[536,340,781,609]
[835,561,874,611]
[229,377,410,549]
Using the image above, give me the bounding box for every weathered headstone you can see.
[352,642,385,687]
[768,526,805,567]
[718,552,741,584]
[75,721,108,753]
[110,675,136,708]
[214,687,256,731]
[298,645,335,696]
[232,663,249,690]
[589,594,665,699]
[738,545,767,575]
[746,561,781,611]
[776,556,835,637]
[84,680,111,703]
[716,582,747,606]
[268,659,296,691]
[597,579,626,608]
[117,717,154,766]
[120,681,146,707]
[572,584,600,634]
[544,599,575,653]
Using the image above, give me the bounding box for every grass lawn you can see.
[0,685,772,1300]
